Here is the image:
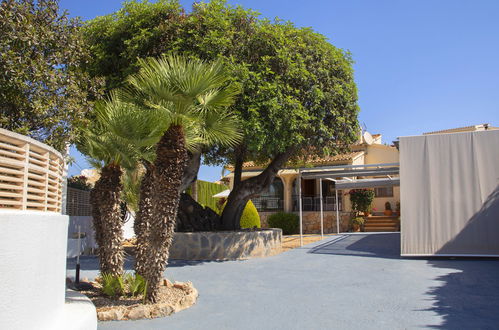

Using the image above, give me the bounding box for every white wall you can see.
[0,211,69,330]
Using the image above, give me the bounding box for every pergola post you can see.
[335,187,340,234]
[319,178,324,238]
[298,171,303,246]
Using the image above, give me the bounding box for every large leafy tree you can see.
[83,0,359,229]
[126,54,241,303]
[0,0,102,151]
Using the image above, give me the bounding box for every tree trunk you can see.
[143,125,188,303]
[190,180,198,202]
[220,149,294,230]
[178,151,201,193]
[90,163,124,276]
[134,161,154,277]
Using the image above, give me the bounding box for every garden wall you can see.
[169,229,282,260]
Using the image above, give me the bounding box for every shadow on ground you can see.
[424,257,499,329]
[308,233,401,259]
[66,256,231,273]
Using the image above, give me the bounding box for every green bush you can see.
[350,216,365,226]
[220,200,261,229]
[267,212,299,235]
[348,189,375,215]
[239,200,261,229]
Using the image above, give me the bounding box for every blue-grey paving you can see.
[67,233,499,330]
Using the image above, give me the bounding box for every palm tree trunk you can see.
[134,162,154,277]
[143,125,188,303]
[90,163,124,276]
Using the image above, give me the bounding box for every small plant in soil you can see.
[100,272,147,299]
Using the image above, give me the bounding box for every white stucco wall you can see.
[0,211,69,330]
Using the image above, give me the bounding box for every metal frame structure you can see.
[297,163,400,246]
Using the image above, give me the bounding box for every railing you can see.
[292,195,343,212]
[0,128,64,212]
[252,197,284,212]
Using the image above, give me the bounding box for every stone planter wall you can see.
[169,229,282,260]
[259,211,352,234]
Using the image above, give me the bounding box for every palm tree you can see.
[79,94,163,277]
[126,54,241,303]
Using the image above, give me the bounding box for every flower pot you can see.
[384,210,393,216]
[352,223,361,232]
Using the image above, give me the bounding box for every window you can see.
[374,187,393,197]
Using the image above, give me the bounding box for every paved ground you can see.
[67,233,499,330]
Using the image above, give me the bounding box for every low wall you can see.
[259,211,352,234]
[0,211,68,330]
[169,229,282,260]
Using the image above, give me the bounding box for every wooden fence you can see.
[0,128,64,212]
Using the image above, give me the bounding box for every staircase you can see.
[363,216,399,232]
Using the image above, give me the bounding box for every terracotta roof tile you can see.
[237,151,365,169]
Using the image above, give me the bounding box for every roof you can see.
[234,151,365,170]
[424,124,498,135]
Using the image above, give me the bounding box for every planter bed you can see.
[169,228,282,260]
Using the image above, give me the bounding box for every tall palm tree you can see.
[126,54,241,303]
[79,94,163,277]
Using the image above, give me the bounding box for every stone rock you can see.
[127,305,151,320]
[176,287,198,311]
[82,277,89,283]
[173,281,187,289]
[150,304,174,318]
[98,309,124,321]
[163,278,173,287]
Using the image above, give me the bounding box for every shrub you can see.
[348,189,375,215]
[219,200,261,229]
[350,216,365,226]
[267,212,299,235]
[239,200,261,229]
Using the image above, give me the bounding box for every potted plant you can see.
[384,201,393,216]
[349,189,375,217]
[350,216,364,232]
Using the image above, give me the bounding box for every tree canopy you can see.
[0,0,102,151]
[83,0,359,165]
[82,0,360,228]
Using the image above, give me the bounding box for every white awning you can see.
[212,189,230,198]
[331,177,400,189]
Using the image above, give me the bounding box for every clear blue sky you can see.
[62,0,499,180]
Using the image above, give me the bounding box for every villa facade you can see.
[225,131,400,234]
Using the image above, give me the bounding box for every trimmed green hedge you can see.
[186,180,227,211]
[267,212,299,235]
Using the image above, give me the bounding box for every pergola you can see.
[297,162,400,246]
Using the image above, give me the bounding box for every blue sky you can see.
[62,0,499,180]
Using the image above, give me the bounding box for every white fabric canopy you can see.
[400,130,499,256]
[212,189,230,198]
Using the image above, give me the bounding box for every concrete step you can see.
[364,222,398,227]
[364,227,399,232]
